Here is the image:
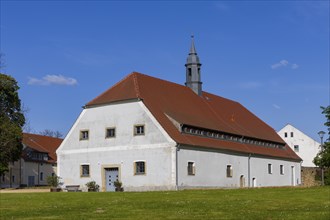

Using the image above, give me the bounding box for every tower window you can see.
[188,68,192,76]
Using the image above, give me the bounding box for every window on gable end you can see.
[134,125,145,136]
[106,127,116,138]
[81,164,90,177]
[134,161,146,175]
[294,145,299,152]
[80,130,89,140]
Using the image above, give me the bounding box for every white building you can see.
[0,133,62,188]
[57,38,301,191]
[278,124,320,167]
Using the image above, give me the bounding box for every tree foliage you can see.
[0,74,25,175]
[313,106,330,185]
[39,129,63,138]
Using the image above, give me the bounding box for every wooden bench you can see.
[65,185,81,192]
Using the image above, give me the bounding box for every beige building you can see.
[0,133,62,188]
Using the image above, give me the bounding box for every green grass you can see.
[1,187,329,219]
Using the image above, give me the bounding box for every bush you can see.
[47,175,60,188]
[114,180,123,191]
[85,181,99,192]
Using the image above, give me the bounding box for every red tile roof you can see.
[87,72,301,161]
[23,133,63,163]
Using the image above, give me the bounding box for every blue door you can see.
[105,168,119,192]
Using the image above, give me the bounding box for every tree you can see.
[39,129,63,138]
[0,74,25,176]
[313,106,330,185]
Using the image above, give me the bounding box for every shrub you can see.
[47,175,60,188]
[85,181,99,192]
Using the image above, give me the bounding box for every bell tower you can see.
[185,35,202,96]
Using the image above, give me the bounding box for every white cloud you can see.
[291,63,299,69]
[28,74,78,86]
[271,60,289,69]
[271,60,299,70]
[272,104,281,109]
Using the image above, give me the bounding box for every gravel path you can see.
[0,188,50,193]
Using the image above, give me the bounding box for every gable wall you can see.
[278,124,320,167]
[57,101,177,191]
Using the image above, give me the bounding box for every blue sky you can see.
[1,1,329,141]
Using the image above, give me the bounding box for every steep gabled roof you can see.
[87,72,301,161]
[23,133,63,163]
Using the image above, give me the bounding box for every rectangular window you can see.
[134,125,145,136]
[284,132,287,138]
[187,162,195,175]
[134,161,146,175]
[80,130,89,140]
[226,165,233,177]
[280,165,284,175]
[105,127,116,138]
[290,132,294,137]
[40,172,43,181]
[81,164,90,177]
[268,164,272,174]
[294,145,299,152]
[12,175,15,183]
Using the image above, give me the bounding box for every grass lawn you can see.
[1,187,329,219]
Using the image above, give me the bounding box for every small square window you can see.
[80,130,89,140]
[81,164,90,177]
[134,125,145,136]
[280,165,284,175]
[106,128,116,138]
[134,161,146,175]
[268,164,272,174]
[226,165,233,178]
[294,145,299,152]
[187,162,195,175]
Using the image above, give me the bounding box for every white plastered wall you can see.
[56,101,177,191]
[177,146,301,188]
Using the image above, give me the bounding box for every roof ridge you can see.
[132,72,141,98]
